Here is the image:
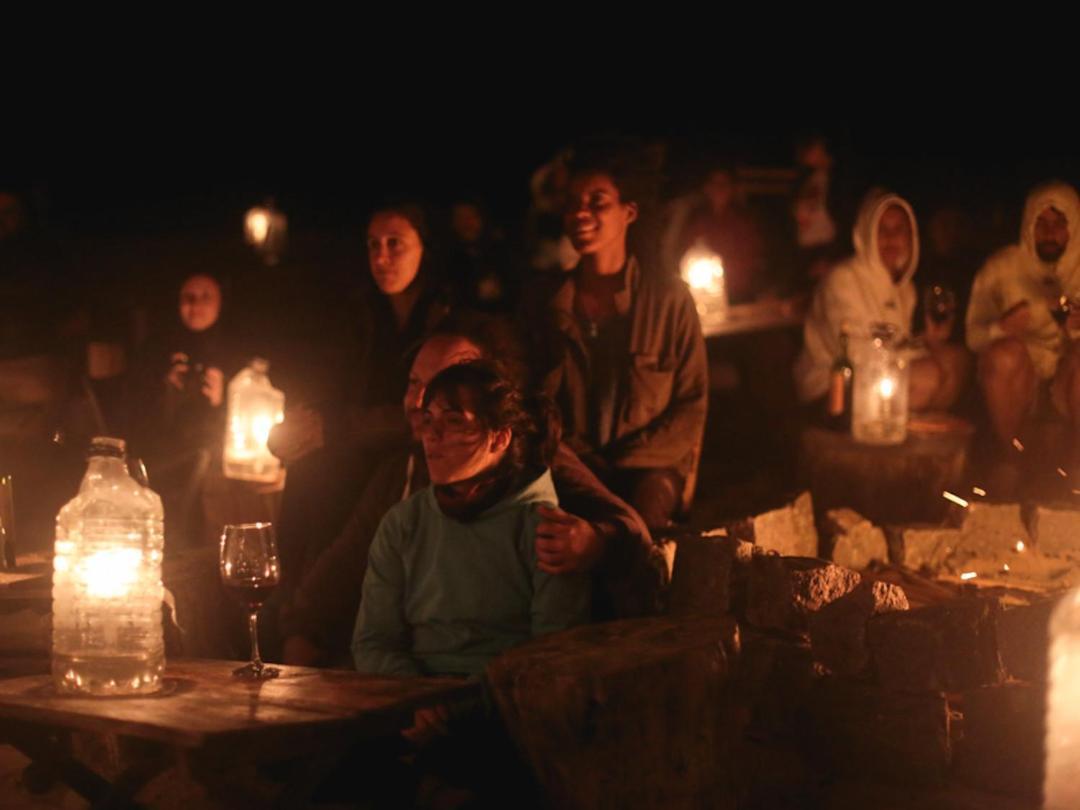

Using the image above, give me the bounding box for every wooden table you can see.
[699,298,805,338]
[0,658,480,808]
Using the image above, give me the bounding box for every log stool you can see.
[486,615,740,810]
[799,415,974,526]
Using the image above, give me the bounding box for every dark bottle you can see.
[826,329,854,431]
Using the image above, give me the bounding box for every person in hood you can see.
[795,189,967,411]
[967,180,1080,471]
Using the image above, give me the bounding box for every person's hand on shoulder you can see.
[535,505,606,574]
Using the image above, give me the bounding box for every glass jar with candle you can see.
[851,323,909,445]
[223,358,285,483]
[52,437,165,695]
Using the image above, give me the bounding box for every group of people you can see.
[109,140,1080,802]
[795,179,1080,494]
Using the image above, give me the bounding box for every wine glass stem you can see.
[248,612,262,666]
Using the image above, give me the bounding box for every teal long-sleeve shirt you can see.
[352,467,591,677]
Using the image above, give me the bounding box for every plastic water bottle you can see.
[52,437,165,695]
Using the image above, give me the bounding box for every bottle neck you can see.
[85,456,129,482]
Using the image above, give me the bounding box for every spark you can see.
[1003,563,1011,572]
[1015,540,1026,552]
[1012,438,1025,452]
[960,571,978,581]
[972,486,987,497]
[943,491,970,508]
[1059,468,1069,478]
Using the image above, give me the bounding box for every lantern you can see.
[1045,587,1080,808]
[52,437,165,695]
[851,324,909,445]
[224,358,285,483]
[244,201,287,266]
[680,239,728,325]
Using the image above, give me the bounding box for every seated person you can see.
[795,188,969,415]
[267,202,450,603]
[352,360,591,677]
[279,313,664,668]
[530,141,709,530]
[966,180,1080,482]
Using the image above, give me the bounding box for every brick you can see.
[825,508,888,570]
[729,491,819,558]
[1029,504,1080,557]
[888,525,962,571]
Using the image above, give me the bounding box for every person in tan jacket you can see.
[966,180,1080,478]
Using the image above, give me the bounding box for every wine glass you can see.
[923,284,957,326]
[220,523,281,679]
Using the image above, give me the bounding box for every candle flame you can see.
[960,571,978,581]
[245,208,271,246]
[80,548,142,599]
[878,377,896,399]
[972,486,987,497]
[684,255,724,292]
[943,491,969,508]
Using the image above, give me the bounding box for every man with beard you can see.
[967,181,1080,487]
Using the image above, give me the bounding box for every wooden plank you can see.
[0,659,479,750]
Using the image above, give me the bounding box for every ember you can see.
[943,491,970,508]
[972,487,987,497]
[1012,438,1025,452]
[960,571,978,581]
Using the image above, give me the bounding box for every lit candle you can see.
[1045,588,1080,808]
[680,241,728,319]
[244,208,271,246]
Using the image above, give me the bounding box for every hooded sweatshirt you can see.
[965,181,1080,379]
[794,189,920,402]
[352,467,590,677]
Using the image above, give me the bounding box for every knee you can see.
[980,338,1032,382]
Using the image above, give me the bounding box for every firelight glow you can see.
[685,255,724,293]
[1044,588,1080,807]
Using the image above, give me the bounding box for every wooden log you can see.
[667,532,753,617]
[486,615,740,810]
[867,596,1005,692]
[953,683,1045,802]
[799,422,972,525]
[801,678,952,785]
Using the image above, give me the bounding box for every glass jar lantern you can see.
[851,324,909,445]
[224,358,285,483]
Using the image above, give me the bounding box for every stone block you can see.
[1029,503,1080,557]
[959,502,1030,557]
[825,508,888,570]
[745,555,860,632]
[887,525,962,571]
[809,580,909,677]
[667,534,749,617]
[729,491,818,558]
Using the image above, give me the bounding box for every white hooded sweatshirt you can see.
[965,181,1080,380]
[795,189,919,402]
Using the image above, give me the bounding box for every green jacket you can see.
[352,468,590,677]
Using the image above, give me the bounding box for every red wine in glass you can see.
[220,522,281,679]
[226,579,279,612]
